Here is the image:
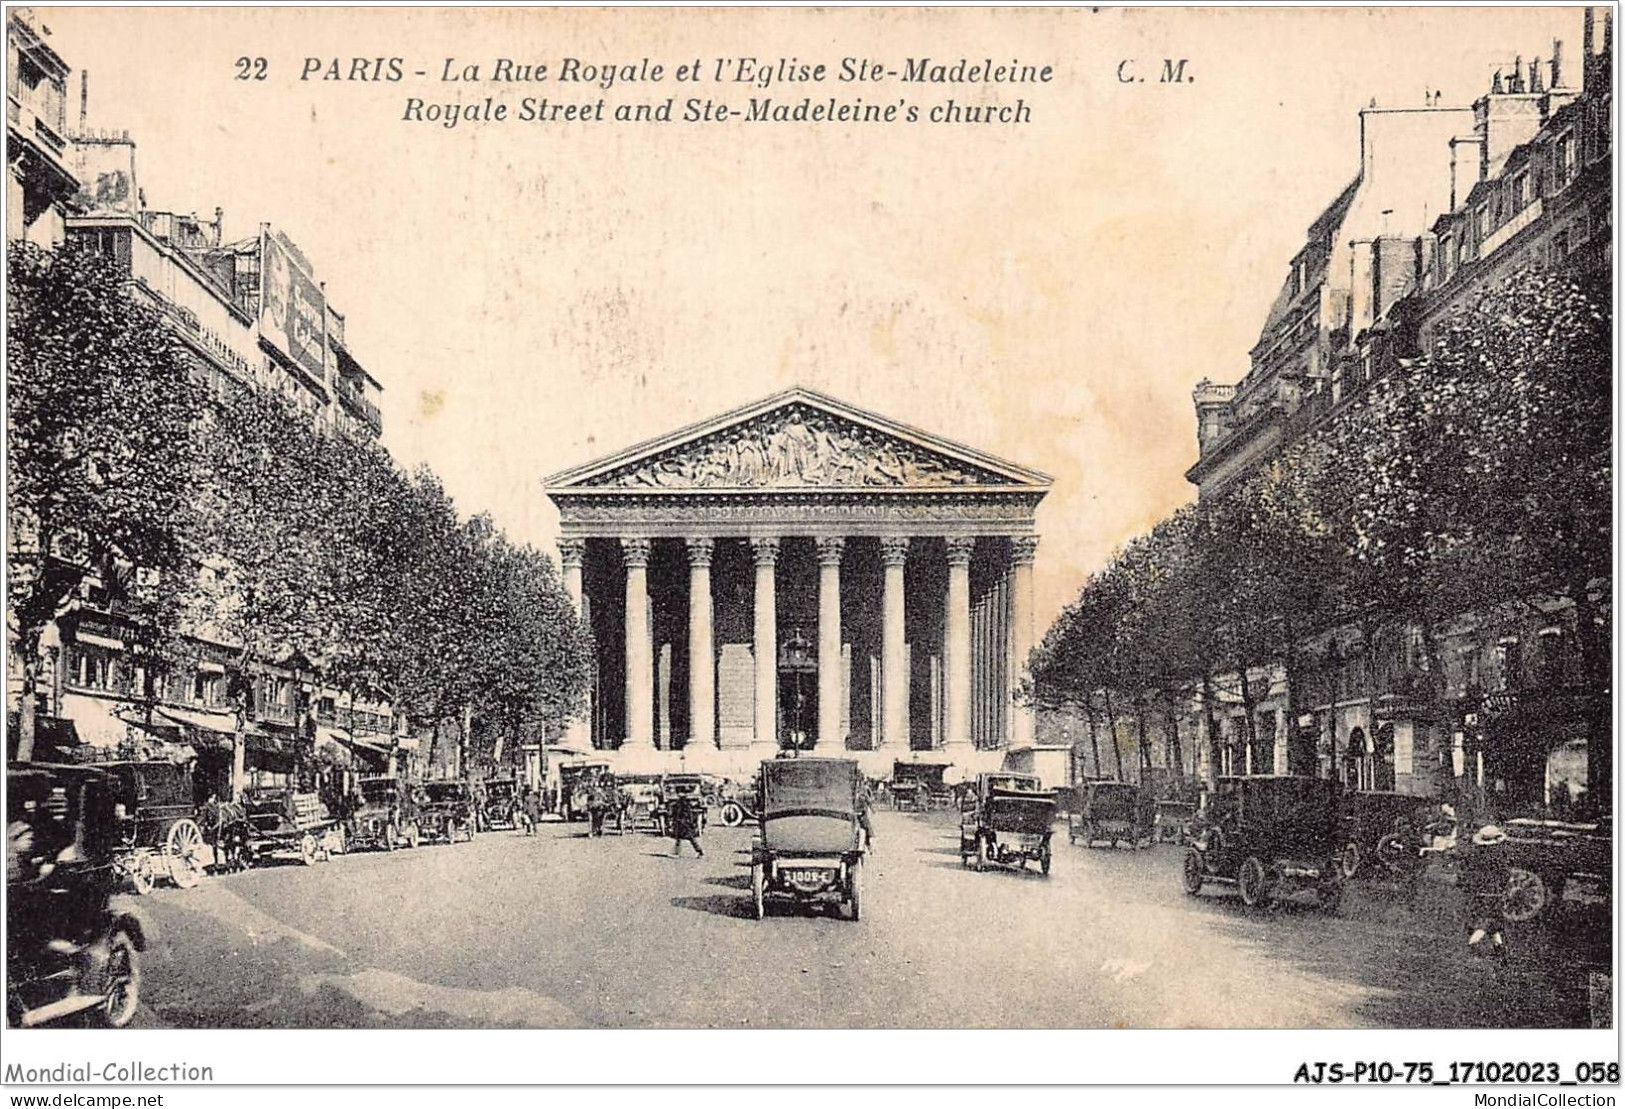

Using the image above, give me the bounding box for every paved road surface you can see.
[127,810,1605,1028]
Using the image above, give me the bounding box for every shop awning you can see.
[155,705,240,750]
[59,694,137,748]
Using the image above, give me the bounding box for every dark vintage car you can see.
[750,758,868,921]
[1338,790,1441,878]
[890,760,953,812]
[8,763,148,1028]
[1069,779,1151,849]
[103,760,207,893]
[658,774,707,835]
[961,772,1056,874]
[347,776,420,852]
[1498,816,1611,924]
[1183,776,1344,911]
[416,780,476,844]
[482,776,520,831]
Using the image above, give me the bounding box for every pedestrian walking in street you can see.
[1460,824,1511,960]
[587,779,610,837]
[668,792,704,857]
[523,787,541,836]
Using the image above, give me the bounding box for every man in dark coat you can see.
[586,780,610,837]
[668,793,704,857]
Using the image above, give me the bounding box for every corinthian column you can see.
[1007,535,1039,750]
[879,536,910,751]
[558,538,591,752]
[815,536,845,749]
[943,536,975,755]
[686,537,715,750]
[751,538,780,754]
[622,538,653,749]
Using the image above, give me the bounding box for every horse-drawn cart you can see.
[102,760,209,894]
[223,787,345,868]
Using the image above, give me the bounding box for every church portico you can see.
[545,389,1051,783]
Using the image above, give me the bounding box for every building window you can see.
[1537,629,1567,687]
[1496,638,1522,692]
[1512,171,1532,210]
[1476,203,1491,239]
[1551,228,1570,265]
[1557,131,1578,185]
[69,645,116,691]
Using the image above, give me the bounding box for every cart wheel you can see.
[408,825,421,850]
[165,819,206,889]
[751,862,766,920]
[299,833,318,867]
[1182,849,1205,896]
[1237,856,1268,907]
[720,802,742,828]
[1340,841,1362,879]
[96,928,141,1029]
[1502,867,1548,923]
[1041,847,1052,877]
[385,823,399,852]
[848,856,864,922]
[329,826,347,856]
[127,853,156,896]
[975,836,988,872]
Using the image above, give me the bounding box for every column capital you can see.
[685,536,715,567]
[620,537,652,568]
[944,535,976,567]
[1009,534,1039,566]
[750,536,781,567]
[879,536,911,568]
[815,535,846,567]
[557,537,587,569]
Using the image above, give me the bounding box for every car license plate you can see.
[785,868,833,889]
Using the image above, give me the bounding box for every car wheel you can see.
[1340,841,1362,879]
[166,819,207,889]
[127,853,156,896]
[299,833,318,867]
[848,857,863,922]
[1237,856,1268,907]
[96,929,141,1029]
[975,836,988,872]
[1182,849,1205,896]
[408,825,421,850]
[751,863,766,920]
[385,823,399,851]
[1502,867,1548,923]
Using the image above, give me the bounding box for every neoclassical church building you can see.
[545,388,1058,783]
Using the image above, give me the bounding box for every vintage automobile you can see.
[416,780,476,844]
[346,776,420,852]
[1498,816,1611,924]
[558,760,611,822]
[102,760,208,893]
[961,773,1056,874]
[890,760,953,812]
[1069,779,1150,849]
[1338,790,1440,878]
[8,763,148,1028]
[482,776,520,831]
[617,775,664,834]
[750,758,869,921]
[1183,775,1345,911]
[228,786,345,868]
[659,774,707,835]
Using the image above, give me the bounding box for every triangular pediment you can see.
[546,388,1050,493]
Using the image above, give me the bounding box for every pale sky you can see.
[37,6,1588,628]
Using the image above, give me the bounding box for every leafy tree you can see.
[7,241,205,759]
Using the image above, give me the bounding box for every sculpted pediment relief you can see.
[593,404,1012,490]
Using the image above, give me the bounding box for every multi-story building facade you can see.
[7,71,396,792]
[6,11,78,246]
[1169,11,1613,816]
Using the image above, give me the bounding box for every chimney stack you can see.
[78,70,87,131]
[1530,57,1543,93]
[1552,39,1564,88]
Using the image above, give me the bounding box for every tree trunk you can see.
[1103,688,1125,780]
[1571,584,1610,808]
[1238,668,1260,774]
[1082,694,1102,780]
[1162,691,1185,779]
[1135,692,1153,779]
[15,648,40,762]
[1200,671,1222,787]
